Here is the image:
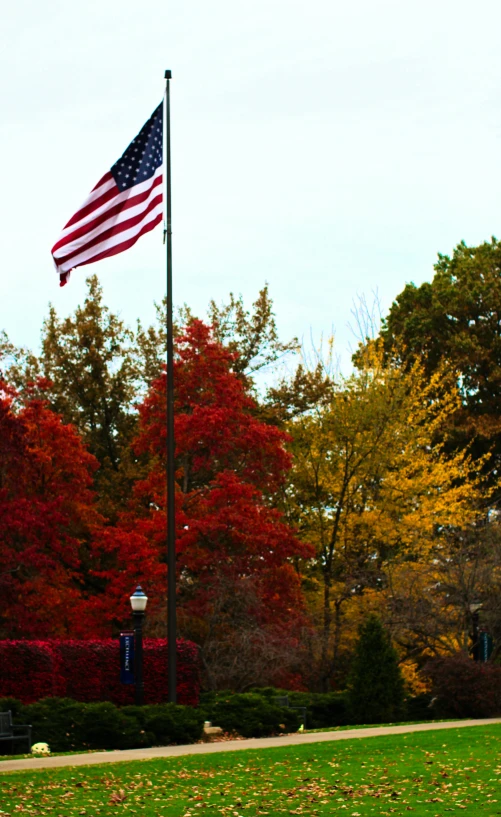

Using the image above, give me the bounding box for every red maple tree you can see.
[0,380,101,638]
[89,322,312,679]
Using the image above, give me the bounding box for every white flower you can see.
[31,742,50,756]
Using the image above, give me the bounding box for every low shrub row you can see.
[250,688,350,728]
[0,697,204,753]
[4,653,498,753]
[199,688,349,731]
[199,692,301,738]
[198,685,473,731]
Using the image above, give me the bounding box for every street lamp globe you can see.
[469,601,483,614]
[130,586,148,612]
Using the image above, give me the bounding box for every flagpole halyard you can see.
[164,69,177,703]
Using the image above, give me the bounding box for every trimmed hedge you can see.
[199,692,300,738]
[200,688,350,731]
[247,687,350,728]
[0,639,200,706]
[202,687,440,730]
[0,697,204,752]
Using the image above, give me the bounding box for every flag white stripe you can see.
[56,166,163,242]
[57,201,163,271]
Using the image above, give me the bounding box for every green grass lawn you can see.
[1,725,501,816]
[303,719,457,734]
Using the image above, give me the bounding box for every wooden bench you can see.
[0,711,32,754]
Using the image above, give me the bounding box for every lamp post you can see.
[130,586,148,705]
[469,601,483,662]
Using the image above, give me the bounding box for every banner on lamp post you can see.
[120,632,135,684]
[479,631,493,662]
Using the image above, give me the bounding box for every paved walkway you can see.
[1,718,500,774]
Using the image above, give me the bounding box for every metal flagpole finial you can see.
[165,70,172,79]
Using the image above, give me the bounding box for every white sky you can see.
[2,0,501,373]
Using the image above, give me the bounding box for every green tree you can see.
[347,615,405,724]
[376,237,501,475]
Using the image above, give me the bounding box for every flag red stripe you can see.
[54,193,163,267]
[68,212,163,270]
[52,174,162,254]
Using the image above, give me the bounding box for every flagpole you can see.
[164,69,177,703]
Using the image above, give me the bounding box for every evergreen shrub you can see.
[246,687,349,728]
[200,692,300,737]
[0,697,204,753]
[122,703,205,746]
[347,615,405,724]
[404,693,444,721]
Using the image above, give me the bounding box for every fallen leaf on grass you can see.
[109,789,127,804]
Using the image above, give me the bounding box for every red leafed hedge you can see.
[0,639,200,706]
[424,653,501,718]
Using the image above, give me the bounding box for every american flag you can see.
[51,103,163,286]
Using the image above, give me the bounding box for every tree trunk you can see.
[320,575,332,691]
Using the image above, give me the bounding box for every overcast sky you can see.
[2,0,501,374]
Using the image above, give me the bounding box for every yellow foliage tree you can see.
[286,343,487,689]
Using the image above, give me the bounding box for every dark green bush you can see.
[23,698,87,751]
[0,697,204,753]
[347,616,405,724]
[0,697,24,720]
[300,692,349,728]
[404,694,439,722]
[201,681,443,733]
[247,687,349,729]
[77,702,152,750]
[123,704,204,746]
[200,692,300,737]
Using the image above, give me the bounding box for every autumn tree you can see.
[204,285,298,381]
[40,277,143,515]
[286,344,486,689]
[0,277,145,519]
[0,381,102,638]
[386,517,501,663]
[0,331,36,390]
[137,284,299,393]
[88,321,313,687]
[264,359,334,425]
